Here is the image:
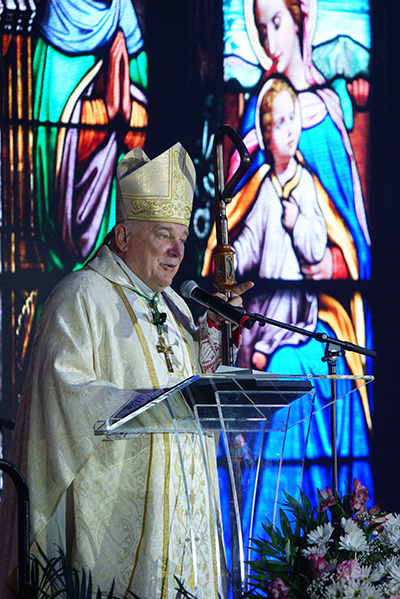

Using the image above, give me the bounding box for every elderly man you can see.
[0,143,252,599]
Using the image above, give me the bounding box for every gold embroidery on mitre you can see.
[116,143,196,227]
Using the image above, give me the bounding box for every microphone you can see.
[180,280,253,329]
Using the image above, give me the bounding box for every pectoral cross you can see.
[157,336,174,372]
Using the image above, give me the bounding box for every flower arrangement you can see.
[246,480,400,599]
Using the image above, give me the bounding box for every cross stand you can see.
[211,125,251,599]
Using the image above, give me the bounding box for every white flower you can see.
[387,580,400,598]
[302,544,328,557]
[339,517,369,552]
[369,558,400,596]
[308,575,333,598]
[381,513,400,548]
[308,523,335,545]
[384,555,400,573]
[341,518,360,535]
[388,560,400,583]
[339,533,368,552]
[343,578,362,598]
[325,580,345,598]
[359,580,384,599]
[370,563,386,582]
[360,565,372,581]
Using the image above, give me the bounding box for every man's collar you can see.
[111,252,158,297]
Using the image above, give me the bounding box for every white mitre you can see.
[116,142,196,228]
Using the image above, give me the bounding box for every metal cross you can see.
[156,336,174,372]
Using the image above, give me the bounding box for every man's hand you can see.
[207,281,254,328]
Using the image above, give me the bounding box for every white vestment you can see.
[0,246,232,599]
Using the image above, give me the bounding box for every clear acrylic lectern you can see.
[94,371,373,599]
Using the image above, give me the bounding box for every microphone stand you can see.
[322,339,343,495]
[243,309,376,495]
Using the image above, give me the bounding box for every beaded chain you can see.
[131,289,174,372]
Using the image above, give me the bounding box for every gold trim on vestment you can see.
[125,436,155,599]
[111,285,169,595]
[205,439,221,598]
[89,275,217,594]
[161,433,171,599]
[112,283,160,389]
[162,293,196,374]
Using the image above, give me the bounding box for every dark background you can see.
[368,0,400,512]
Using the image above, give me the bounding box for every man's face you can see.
[122,221,189,292]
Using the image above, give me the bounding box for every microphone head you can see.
[180,280,197,299]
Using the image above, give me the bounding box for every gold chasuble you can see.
[0,246,224,599]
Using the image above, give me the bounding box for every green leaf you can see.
[28,544,126,599]
[279,508,293,540]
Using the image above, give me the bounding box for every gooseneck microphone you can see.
[180,280,253,329]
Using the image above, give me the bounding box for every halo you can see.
[301,0,318,48]
[244,0,273,72]
[255,78,277,150]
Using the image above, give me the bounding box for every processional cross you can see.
[157,336,174,372]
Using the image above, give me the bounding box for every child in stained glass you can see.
[233,77,327,369]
